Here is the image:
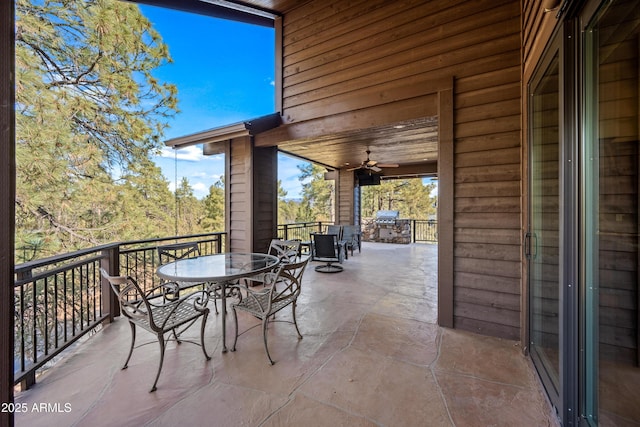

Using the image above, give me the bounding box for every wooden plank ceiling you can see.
[277,116,439,174]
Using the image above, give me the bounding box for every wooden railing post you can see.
[100,246,120,322]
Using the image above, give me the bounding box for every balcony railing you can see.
[276,220,437,243]
[13,232,226,390]
[276,221,333,241]
[13,221,434,391]
[412,219,438,242]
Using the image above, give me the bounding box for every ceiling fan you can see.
[347,149,399,172]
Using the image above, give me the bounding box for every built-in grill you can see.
[375,210,400,225]
[363,211,410,244]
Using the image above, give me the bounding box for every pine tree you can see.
[298,163,334,222]
[361,178,437,219]
[175,177,204,235]
[15,0,179,260]
[202,179,225,231]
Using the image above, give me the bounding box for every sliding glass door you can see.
[528,2,640,424]
[529,35,561,409]
[582,1,640,425]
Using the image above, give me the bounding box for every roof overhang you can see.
[165,113,282,153]
[127,0,280,27]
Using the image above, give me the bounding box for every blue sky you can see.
[139,5,306,199]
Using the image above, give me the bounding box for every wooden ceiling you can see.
[277,116,439,175]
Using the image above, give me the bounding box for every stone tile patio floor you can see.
[15,242,558,426]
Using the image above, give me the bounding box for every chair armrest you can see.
[152,289,211,329]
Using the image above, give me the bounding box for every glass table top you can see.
[156,252,279,283]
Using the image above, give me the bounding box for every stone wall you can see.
[362,218,411,244]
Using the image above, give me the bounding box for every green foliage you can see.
[14,0,222,262]
[361,178,437,219]
[277,164,335,224]
[277,161,437,225]
[174,177,204,235]
[277,180,300,224]
[201,179,225,232]
[297,163,334,222]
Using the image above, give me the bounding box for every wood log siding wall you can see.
[227,141,278,254]
[227,137,253,253]
[281,0,523,339]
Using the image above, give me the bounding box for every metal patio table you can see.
[157,252,279,352]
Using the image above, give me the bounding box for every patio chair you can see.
[341,225,361,257]
[326,224,343,240]
[157,241,218,313]
[157,241,200,264]
[268,238,302,263]
[310,232,344,273]
[100,268,211,392]
[231,257,309,364]
[245,239,301,287]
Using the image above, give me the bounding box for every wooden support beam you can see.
[0,0,15,425]
[438,80,455,329]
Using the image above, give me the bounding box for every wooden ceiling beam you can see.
[255,95,438,148]
[378,162,437,178]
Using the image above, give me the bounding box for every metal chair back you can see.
[310,233,343,273]
[157,241,200,265]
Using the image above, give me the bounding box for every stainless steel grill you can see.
[375,210,399,225]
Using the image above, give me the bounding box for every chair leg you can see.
[231,306,239,352]
[213,290,219,315]
[200,311,211,360]
[150,334,166,393]
[262,317,274,365]
[292,302,302,339]
[123,321,136,369]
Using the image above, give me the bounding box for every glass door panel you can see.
[529,45,561,405]
[583,1,640,425]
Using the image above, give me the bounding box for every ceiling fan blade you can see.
[346,166,362,171]
[370,166,382,172]
[365,160,378,166]
[377,163,399,168]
